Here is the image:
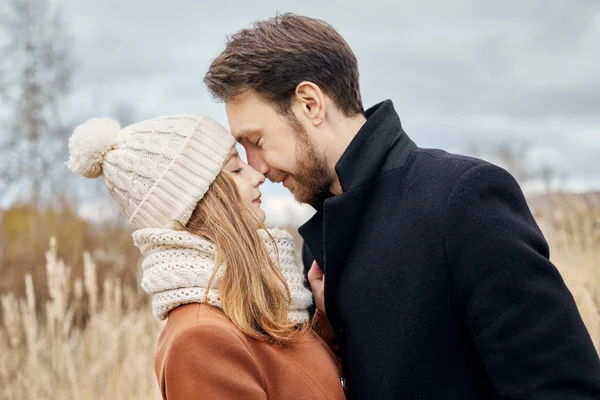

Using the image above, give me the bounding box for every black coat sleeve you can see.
[444,163,600,399]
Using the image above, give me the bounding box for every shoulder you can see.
[167,321,254,363]
[379,147,511,199]
[156,304,255,367]
[158,304,264,377]
[409,148,520,192]
[412,148,488,176]
[163,303,248,345]
[378,147,490,187]
[155,304,267,397]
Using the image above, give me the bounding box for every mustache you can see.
[267,172,288,183]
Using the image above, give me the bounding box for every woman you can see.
[66,115,344,399]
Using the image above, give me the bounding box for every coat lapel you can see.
[299,100,416,320]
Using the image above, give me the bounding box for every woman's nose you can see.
[251,167,265,187]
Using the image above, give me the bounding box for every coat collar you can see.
[300,100,416,271]
[299,99,417,327]
[308,99,416,211]
[335,99,415,192]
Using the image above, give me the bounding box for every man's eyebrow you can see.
[236,128,261,140]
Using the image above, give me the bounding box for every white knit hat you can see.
[66,115,236,229]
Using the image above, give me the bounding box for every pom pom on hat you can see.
[67,117,121,178]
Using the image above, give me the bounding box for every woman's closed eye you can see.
[231,167,243,174]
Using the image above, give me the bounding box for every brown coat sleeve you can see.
[163,323,267,399]
[312,310,339,354]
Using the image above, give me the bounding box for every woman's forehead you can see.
[226,147,239,161]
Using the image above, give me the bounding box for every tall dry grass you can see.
[534,193,600,351]
[0,238,163,400]
[0,194,598,399]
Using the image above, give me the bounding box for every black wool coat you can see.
[300,100,600,399]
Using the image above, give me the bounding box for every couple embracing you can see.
[67,13,600,400]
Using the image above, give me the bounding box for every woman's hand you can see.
[307,261,326,315]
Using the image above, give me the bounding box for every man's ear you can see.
[293,81,326,126]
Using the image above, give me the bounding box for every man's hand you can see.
[307,260,326,315]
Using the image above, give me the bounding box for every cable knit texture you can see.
[67,115,235,230]
[132,227,313,323]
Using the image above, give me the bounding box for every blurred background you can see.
[1,0,598,398]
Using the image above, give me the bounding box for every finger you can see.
[308,260,323,281]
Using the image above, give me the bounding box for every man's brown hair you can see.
[204,13,364,117]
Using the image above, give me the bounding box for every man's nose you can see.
[246,149,269,176]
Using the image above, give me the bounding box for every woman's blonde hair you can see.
[183,172,309,344]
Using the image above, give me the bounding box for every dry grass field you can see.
[0,193,598,399]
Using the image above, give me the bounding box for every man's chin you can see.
[292,191,306,204]
[290,185,318,205]
[282,176,323,204]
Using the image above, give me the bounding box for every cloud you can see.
[52,0,599,198]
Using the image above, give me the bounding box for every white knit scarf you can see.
[132,227,313,323]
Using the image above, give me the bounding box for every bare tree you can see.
[539,165,557,194]
[495,141,532,184]
[0,0,73,206]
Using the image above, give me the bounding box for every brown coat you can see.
[155,303,346,399]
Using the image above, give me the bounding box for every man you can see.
[204,13,600,399]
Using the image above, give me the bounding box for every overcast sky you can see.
[51,0,599,224]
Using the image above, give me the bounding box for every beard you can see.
[287,125,331,205]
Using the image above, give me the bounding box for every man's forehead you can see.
[226,106,254,141]
[225,91,269,140]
